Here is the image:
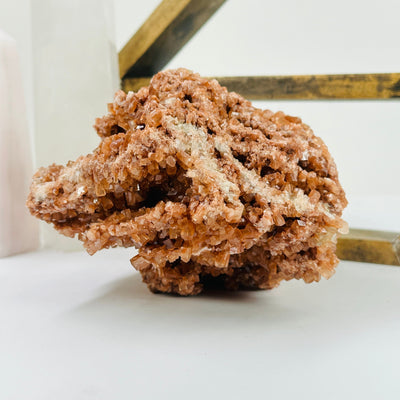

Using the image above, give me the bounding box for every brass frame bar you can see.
[337,229,400,266]
[122,73,400,100]
[119,0,226,79]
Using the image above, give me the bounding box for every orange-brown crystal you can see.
[27,69,347,295]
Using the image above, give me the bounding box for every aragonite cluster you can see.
[27,69,347,295]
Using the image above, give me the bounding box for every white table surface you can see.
[1,245,399,400]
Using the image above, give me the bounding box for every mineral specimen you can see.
[27,69,347,295]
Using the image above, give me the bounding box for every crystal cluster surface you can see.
[27,69,347,295]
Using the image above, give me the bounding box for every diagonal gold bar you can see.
[119,0,226,79]
[122,77,152,92]
[122,73,400,99]
[337,229,400,266]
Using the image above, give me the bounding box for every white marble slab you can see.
[0,30,38,257]
[31,0,119,250]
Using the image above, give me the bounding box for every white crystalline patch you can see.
[165,117,333,230]
[338,220,349,234]
[34,182,53,202]
[60,164,81,183]
[162,97,177,106]
[76,186,86,196]
[166,117,239,204]
[301,150,309,161]
[322,203,335,220]
[173,120,208,153]
[192,246,212,256]
[230,148,332,218]
[214,137,230,154]
[290,191,313,214]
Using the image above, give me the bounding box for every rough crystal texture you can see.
[27,69,347,295]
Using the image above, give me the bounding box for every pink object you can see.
[0,30,39,256]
